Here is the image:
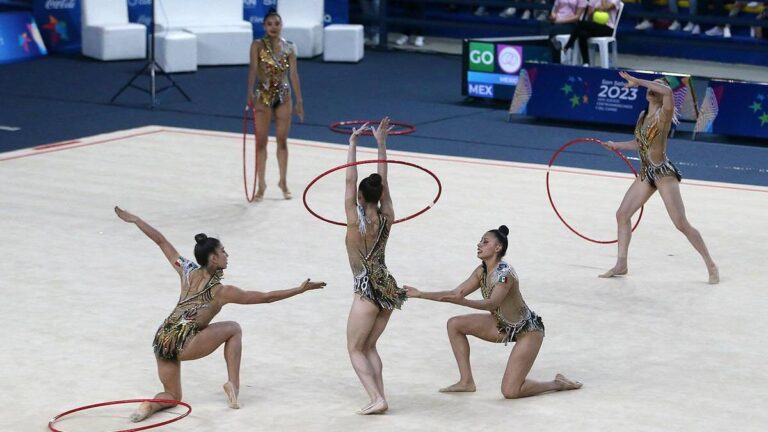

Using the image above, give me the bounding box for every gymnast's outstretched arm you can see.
[114,206,179,268]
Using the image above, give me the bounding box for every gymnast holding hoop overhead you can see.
[405,226,582,399]
[344,117,407,415]
[114,207,325,423]
[599,71,718,284]
[246,8,304,201]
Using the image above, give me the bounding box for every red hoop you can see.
[48,399,191,432]
[303,159,442,226]
[243,104,259,202]
[546,138,644,244]
[329,120,416,136]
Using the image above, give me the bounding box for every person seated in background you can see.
[635,0,698,32]
[704,1,764,37]
[394,1,425,47]
[548,0,588,63]
[560,0,620,66]
[476,1,549,20]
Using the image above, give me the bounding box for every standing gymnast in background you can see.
[344,117,407,415]
[600,71,718,284]
[114,207,324,423]
[405,225,582,399]
[246,8,304,201]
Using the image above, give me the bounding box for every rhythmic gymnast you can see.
[600,71,718,284]
[405,225,582,398]
[246,8,304,201]
[343,117,407,414]
[114,207,325,422]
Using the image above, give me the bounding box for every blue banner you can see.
[695,80,768,140]
[127,0,152,28]
[510,63,696,126]
[324,0,348,26]
[243,0,276,38]
[0,11,47,63]
[32,0,80,53]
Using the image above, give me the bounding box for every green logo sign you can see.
[468,42,494,72]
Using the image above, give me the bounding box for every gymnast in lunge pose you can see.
[344,117,407,415]
[405,226,582,398]
[600,71,718,284]
[114,207,325,422]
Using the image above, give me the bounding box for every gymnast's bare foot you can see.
[254,185,266,202]
[439,381,476,392]
[223,382,240,409]
[708,265,719,285]
[598,266,627,278]
[555,373,583,391]
[357,399,387,415]
[278,182,292,200]
[129,401,152,422]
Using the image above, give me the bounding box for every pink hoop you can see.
[303,159,442,226]
[48,399,191,432]
[546,138,644,245]
[243,104,259,202]
[329,120,416,136]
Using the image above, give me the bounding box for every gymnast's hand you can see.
[349,122,370,145]
[372,116,394,143]
[438,293,462,304]
[114,206,138,223]
[299,279,326,292]
[619,71,640,88]
[601,140,617,151]
[404,285,422,298]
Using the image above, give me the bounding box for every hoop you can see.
[243,104,259,202]
[48,399,191,432]
[546,138,644,245]
[329,120,417,136]
[303,159,442,226]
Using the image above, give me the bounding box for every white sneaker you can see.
[723,25,732,38]
[474,6,488,16]
[683,22,695,32]
[750,26,757,38]
[747,1,759,7]
[691,24,701,34]
[582,63,590,67]
[499,7,517,18]
[705,26,724,36]
[635,19,653,30]
[412,36,424,47]
[668,20,681,31]
[394,35,408,46]
[536,11,549,21]
[521,10,531,20]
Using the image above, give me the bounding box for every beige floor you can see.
[1,126,766,431]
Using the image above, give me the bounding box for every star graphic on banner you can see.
[561,83,573,95]
[18,32,30,52]
[582,95,589,104]
[42,15,68,46]
[570,95,580,107]
[750,101,762,113]
[760,112,768,126]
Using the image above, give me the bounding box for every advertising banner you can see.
[0,11,47,63]
[33,0,80,53]
[695,80,768,140]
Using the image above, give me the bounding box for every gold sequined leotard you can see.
[480,261,544,345]
[352,212,407,310]
[254,37,295,108]
[152,257,223,360]
[634,109,682,188]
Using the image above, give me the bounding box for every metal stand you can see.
[110,0,191,107]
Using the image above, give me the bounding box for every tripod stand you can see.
[110,0,191,107]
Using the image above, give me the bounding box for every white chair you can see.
[81,0,146,61]
[155,0,252,66]
[323,24,364,62]
[156,31,197,73]
[588,1,624,68]
[554,34,582,65]
[278,0,324,58]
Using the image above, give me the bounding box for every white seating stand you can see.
[156,31,197,73]
[278,0,324,58]
[555,34,582,65]
[323,24,364,62]
[81,0,146,61]
[587,1,624,68]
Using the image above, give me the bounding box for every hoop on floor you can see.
[303,159,442,226]
[546,138,644,245]
[48,398,191,432]
[329,120,416,136]
[243,104,259,202]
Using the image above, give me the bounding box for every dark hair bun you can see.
[194,233,208,245]
[498,225,509,236]
[368,173,382,187]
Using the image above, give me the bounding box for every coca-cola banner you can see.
[33,0,80,53]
